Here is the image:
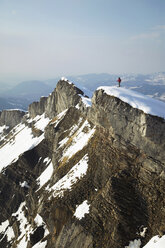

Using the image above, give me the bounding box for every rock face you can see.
[0,109,25,129]
[89,89,165,162]
[0,80,165,248]
[28,79,84,119]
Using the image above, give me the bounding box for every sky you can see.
[0,0,165,83]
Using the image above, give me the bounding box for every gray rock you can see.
[28,79,84,119]
[28,97,47,118]
[89,89,165,162]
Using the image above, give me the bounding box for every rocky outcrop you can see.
[28,79,84,119]
[27,97,47,118]
[0,109,25,129]
[89,89,165,162]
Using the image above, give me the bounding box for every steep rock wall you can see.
[89,89,165,163]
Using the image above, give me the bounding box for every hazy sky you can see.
[0,0,165,83]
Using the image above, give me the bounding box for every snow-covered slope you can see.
[98,86,165,119]
[0,114,50,173]
[143,235,165,248]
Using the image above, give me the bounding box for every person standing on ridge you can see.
[117,77,121,87]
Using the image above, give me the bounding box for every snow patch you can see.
[48,154,89,198]
[74,200,90,220]
[20,181,29,188]
[43,157,51,164]
[37,162,53,190]
[140,227,147,237]
[98,86,165,119]
[0,219,14,243]
[11,203,49,247]
[50,109,67,127]
[5,226,14,242]
[33,114,50,131]
[143,235,165,248]
[61,120,95,160]
[0,123,45,173]
[125,239,141,248]
[0,219,9,234]
[12,202,32,247]
[34,214,44,226]
[0,114,51,172]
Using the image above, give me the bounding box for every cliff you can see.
[89,88,165,162]
[0,78,165,248]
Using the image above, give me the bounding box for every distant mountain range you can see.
[0,72,165,110]
[0,80,54,110]
[0,82,13,93]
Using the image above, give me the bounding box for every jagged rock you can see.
[28,97,47,118]
[54,79,84,114]
[28,79,84,119]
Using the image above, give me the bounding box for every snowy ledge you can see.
[97,86,165,119]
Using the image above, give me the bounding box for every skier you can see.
[117,77,121,87]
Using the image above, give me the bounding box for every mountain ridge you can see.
[0,78,165,248]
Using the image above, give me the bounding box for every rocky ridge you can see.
[28,79,86,119]
[0,78,165,248]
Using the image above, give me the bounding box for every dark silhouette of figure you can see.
[117,77,121,87]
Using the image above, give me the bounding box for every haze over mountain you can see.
[0,80,54,110]
[3,80,54,98]
[0,72,165,111]
[0,82,13,93]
